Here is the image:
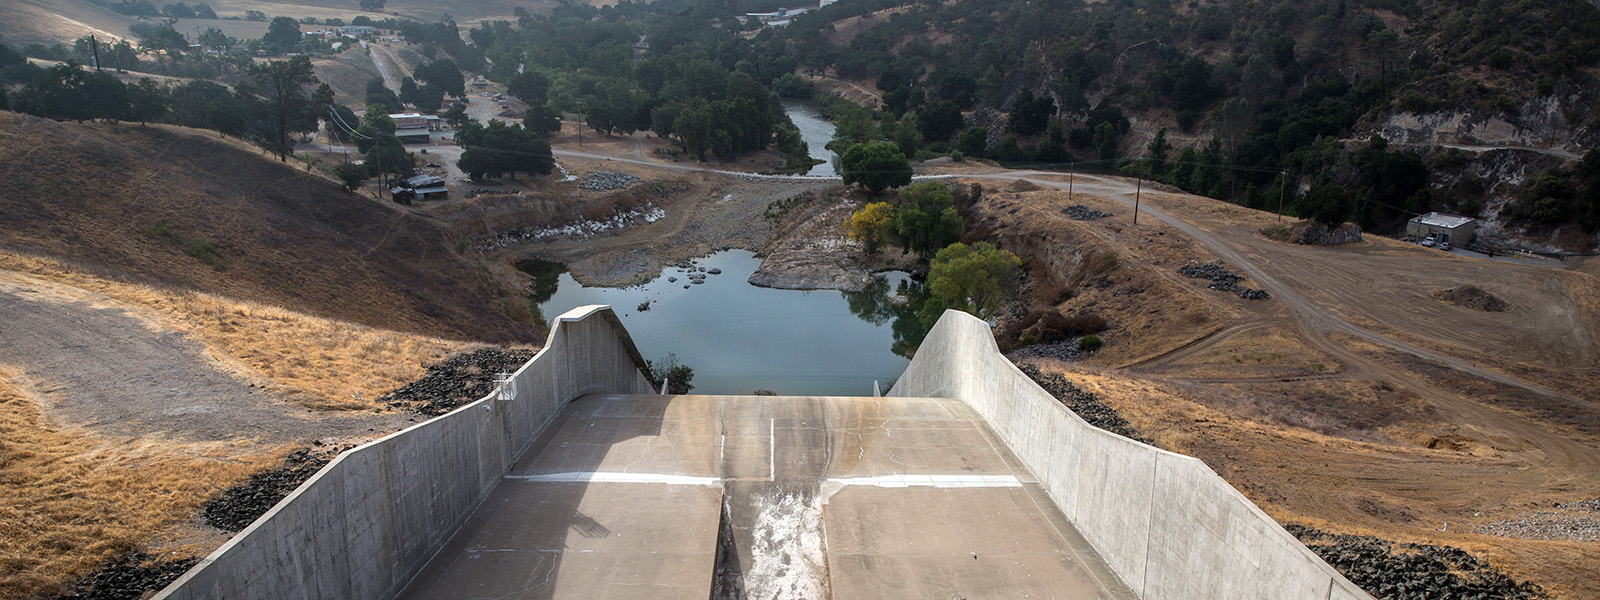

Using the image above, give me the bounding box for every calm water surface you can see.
[783,101,837,177]
[530,251,917,396]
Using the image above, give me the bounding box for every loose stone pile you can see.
[1178,261,1270,300]
[1016,363,1150,443]
[201,448,333,533]
[1287,524,1546,600]
[463,188,508,199]
[1478,498,1600,541]
[49,552,199,600]
[1061,205,1113,220]
[382,348,538,416]
[1005,339,1083,361]
[472,205,666,251]
[668,261,723,286]
[578,171,642,191]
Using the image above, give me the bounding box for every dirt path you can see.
[0,273,399,445]
[365,42,402,93]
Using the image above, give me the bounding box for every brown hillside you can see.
[0,112,538,344]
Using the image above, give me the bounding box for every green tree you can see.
[11,63,129,121]
[927,242,1021,321]
[644,354,695,394]
[198,27,232,51]
[955,126,988,156]
[240,56,329,160]
[891,181,964,256]
[840,141,912,193]
[522,104,561,136]
[332,161,368,191]
[916,99,964,143]
[262,17,301,55]
[412,59,465,98]
[1145,126,1172,178]
[1301,184,1353,226]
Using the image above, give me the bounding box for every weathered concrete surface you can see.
[889,309,1374,600]
[153,306,653,600]
[400,393,1135,600]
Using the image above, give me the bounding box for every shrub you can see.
[1077,334,1103,352]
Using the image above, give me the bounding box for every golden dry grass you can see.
[0,250,471,411]
[0,366,279,600]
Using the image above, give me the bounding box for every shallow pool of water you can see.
[529,250,917,396]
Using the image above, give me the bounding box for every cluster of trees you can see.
[753,0,1600,233]
[846,181,968,256]
[455,119,553,181]
[98,0,216,19]
[2,48,335,163]
[463,0,807,165]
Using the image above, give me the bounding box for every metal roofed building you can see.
[1406,212,1477,245]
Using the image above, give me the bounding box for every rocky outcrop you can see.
[1291,221,1364,245]
[1375,95,1596,157]
[748,245,875,291]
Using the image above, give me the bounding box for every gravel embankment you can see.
[1478,498,1600,541]
[201,448,332,533]
[49,552,198,600]
[381,348,537,416]
[1015,363,1149,443]
[1287,524,1546,600]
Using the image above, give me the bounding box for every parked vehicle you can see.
[1439,241,1452,251]
[1421,236,1436,247]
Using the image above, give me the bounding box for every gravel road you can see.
[0,276,399,444]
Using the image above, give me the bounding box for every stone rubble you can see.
[1178,261,1271,300]
[1287,524,1546,600]
[578,171,643,191]
[381,348,538,416]
[1061,205,1113,220]
[1014,363,1150,443]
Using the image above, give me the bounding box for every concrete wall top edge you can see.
[895,309,1374,600]
[152,303,653,600]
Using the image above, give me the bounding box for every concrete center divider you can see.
[889,310,1374,600]
[154,305,654,600]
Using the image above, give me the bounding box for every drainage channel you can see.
[709,399,835,600]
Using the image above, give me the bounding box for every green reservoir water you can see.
[527,250,923,396]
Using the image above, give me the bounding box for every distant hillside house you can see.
[1406,212,1477,245]
[336,25,378,37]
[745,7,810,26]
[389,113,432,144]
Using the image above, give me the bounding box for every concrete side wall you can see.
[154,305,653,600]
[889,310,1373,600]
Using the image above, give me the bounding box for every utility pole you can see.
[1278,171,1287,223]
[89,35,101,71]
[1068,161,1074,203]
[1133,174,1142,226]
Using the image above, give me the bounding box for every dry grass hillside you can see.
[973,176,1600,598]
[0,251,481,599]
[0,112,539,344]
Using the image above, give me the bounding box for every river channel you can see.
[527,250,923,396]
[784,100,837,177]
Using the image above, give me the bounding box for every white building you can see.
[1406,212,1477,245]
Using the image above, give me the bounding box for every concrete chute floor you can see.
[395,394,1135,600]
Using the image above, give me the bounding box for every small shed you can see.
[395,127,432,144]
[1406,212,1477,244]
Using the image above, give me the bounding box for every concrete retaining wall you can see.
[155,305,653,600]
[889,310,1373,600]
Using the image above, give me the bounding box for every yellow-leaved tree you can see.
[846,201,897,252]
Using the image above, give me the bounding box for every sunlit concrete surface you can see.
[394,393,1135,600]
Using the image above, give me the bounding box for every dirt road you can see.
[365,42,402,93]
[0,273,398,444]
